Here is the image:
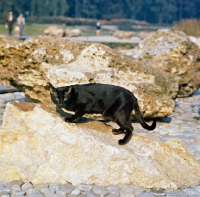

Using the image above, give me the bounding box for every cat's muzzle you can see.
[57,104,64,108]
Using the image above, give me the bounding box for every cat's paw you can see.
[64,117,74,123]
[118,139,126,145]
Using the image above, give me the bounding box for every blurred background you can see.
[0,0,200,40]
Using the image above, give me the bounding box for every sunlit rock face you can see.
[0,102,200,189]
[120,29,200,97]
[44,26,65,37]
[0,36,178,118]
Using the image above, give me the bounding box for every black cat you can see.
[50,83,156,145]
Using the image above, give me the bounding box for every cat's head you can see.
[50,84,72,108]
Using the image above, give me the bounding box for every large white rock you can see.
[0,102,200,189]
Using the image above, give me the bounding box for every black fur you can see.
[50,83,156,145]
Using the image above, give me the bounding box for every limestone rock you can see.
[65,29,81,37]
[0,36,178,118]
[0,102,200,189]
[138,31,156,40]
[44,26,65,37]
[120,29,200,97]
[189,36,200,48]
[113,31,134,39]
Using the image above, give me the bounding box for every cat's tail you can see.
[134,102,156,130]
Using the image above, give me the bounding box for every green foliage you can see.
[0,0,199,24]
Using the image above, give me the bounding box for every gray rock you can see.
[26,188,42,196]
[70,188,81,196]
[27,193,44,197]
[44,194,65,197]
[9,180,23,187]
[183,188,200,195]
[106,185,120,195]
[134,187,146,197]
[105,194,120,197]
[34,184,49,192]
[10,190,26,196]
[195,186,200,193]
[0,181,11,193]
[150,189,165,196]
[68,194,80,197]
[80,192,98,197]
[139,193,155,197]
[58,183,76,194]
[11,184,21,191]
[40,188,53,196]
[49,183,60,194]
[0,191,10,197]
[92,186,108,197]
[166,190,187,197]
[120,186,135,197]
[78,185,93,192]
[21,182,33,191]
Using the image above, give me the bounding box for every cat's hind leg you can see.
[113,114,133,145]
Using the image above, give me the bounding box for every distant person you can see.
[96,21,101,36]
[5,11,15,35]
[17,13,25,36]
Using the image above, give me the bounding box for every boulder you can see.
[44,26,65,37]
[65,29,81,37]
[138,31,156,40]
[0,102,200,189]
[0,36,178,118]
[120,29,200,97]
[113,31,134,39]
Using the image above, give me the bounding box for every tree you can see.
[150,0,178,23]
[123,0,143,19]
[0,0,199,24]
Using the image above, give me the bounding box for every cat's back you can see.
[73,83,134,99]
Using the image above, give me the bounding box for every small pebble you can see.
[78,185,93,193]
[139,192,155,197]
[183,188,200,195]
[80,192,98,197]
[49,183,60,194]
[0,191,10,197]
[106,185,120,195]
[70,188,81,196]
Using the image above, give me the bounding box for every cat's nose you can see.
[57,104,64,108]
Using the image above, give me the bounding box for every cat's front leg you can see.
[65,107,86,123]
[65,116,76,123]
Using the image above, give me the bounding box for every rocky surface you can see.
[0,35,178,118]
[120,29,200,97]
[0,99,200,189]
[0,180,199,197]
[0,89,199,196]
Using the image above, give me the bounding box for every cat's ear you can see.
[66,86,72,94]
[49,84,56,93]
